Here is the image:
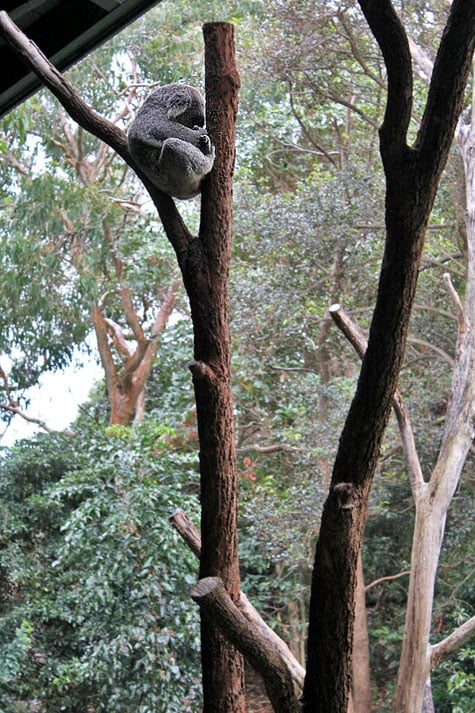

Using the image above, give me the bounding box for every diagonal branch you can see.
[0,366,74,436]
[192,577,300,713]
[169,508,305,690]
[329,303,425,494]
[431,615,475,668]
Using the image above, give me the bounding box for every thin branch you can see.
[337,11,387,90]
[0,365,75,436]
[443,272,465,333]
[288,84,338,166]
[0,402,54,434]
[407,336,454,367]
[236,443,300,454]
[365,570,410,592]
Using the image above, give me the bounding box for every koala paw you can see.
[198,133,212,154]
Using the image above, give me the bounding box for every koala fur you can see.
[127,83,215,200]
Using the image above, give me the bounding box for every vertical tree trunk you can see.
[0,11,244,711]
[352,553,371,713]
[393,79,475,713]
[179,23,245,713]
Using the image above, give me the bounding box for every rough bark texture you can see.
[302,3,475,712]
[192,577,300,713]
[185,23,245,713]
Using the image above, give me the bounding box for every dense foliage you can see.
[0,423,201,712]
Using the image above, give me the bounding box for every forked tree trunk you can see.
[302,3,475,711]
[393,65,475,713]
[91,284,176,425]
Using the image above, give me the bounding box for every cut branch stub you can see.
[191,577,300,713]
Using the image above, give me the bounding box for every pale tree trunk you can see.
[351,553,371,713]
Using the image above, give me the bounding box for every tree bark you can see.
[302,3,475,711]
[181,23,245,713]
[191,577,300,713]
[170,508,305,691]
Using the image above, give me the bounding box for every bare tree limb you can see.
[0,400,75,436]
[170,508,305,690]
[407,336,454,367]
[365,570,410,592]
[431,615,475,668]
[236,443,300,454]
[91,302,118,391]
[329,304,425,494]
[443,272,465,333]
[191,577,300,713]
[0,365,75,436]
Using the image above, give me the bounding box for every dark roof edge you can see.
[0,0,161,118]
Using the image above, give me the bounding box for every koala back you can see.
[127,83,215,199]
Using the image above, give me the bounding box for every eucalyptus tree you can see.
[0,16,185,428]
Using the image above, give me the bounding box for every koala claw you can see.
[198,134,212,154]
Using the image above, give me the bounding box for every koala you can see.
[127,83,215,200]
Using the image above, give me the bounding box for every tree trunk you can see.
[91,284,176,425]
[172,23,245,713]
[0,12,243,708]
[393,63,475,713]
[302,3,475,711]
[352,553,371,713]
